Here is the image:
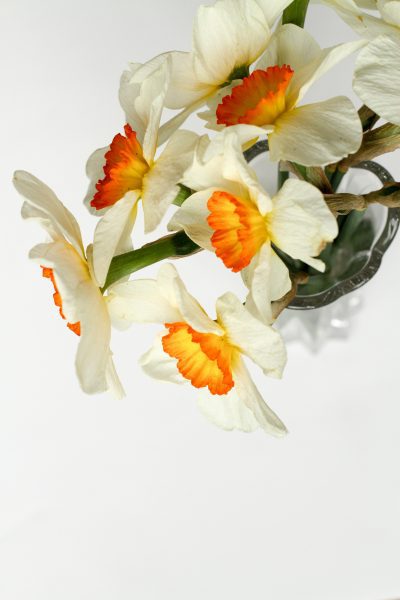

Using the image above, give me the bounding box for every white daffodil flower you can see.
[168,131,338,323]
[162,0,293,117]
[106,263,288,435]
[14,170,125,398]
[84,54,198,287]
[199,24,364,166]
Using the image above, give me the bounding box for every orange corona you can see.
[217,65,294,127]
[207,191,268,272]
[42,267,81,335]
[162,322,235,395]
[91,124,149,210]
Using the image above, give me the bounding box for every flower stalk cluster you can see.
[14,0,400,434]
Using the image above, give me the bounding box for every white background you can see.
[1,1,400,598]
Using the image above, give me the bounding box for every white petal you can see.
[202,125,267,163]
[354,35,400,127]
[155,263,222,334]
[216,292,287,377]
[29,240,89,324]
[256,23,321,73]
[92,192,139,288]
[106,356,126,400]
[288,38,366,106]
[139,333,185,384]
[167,189,215,252]
[233,357,288,436]
[378,0,400,27]
[106,279,181,325]
[192,0,271,85]
[75,279,112,395]
[269,97,362,166]
[320,0,398,38]
[271,178,338,270]
[164,51,215,109]
[242,242,292,324]
[119,55,171,163]
[83,146,109,216]
[197,388,259,432]
[255,0,294,26]
[14,170,84,257]
[142,129,198,233]
[158,99,208,145]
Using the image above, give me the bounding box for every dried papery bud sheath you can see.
[337,124,400,171]
[271,272,309,320]
[358,105,379,132]
[281,161,333,193]
[324,183,400,216]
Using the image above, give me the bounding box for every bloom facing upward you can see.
[168,131,338,323]
[14,170,124,398]
[84,55,198,287]
[200,24,364,166]
[163,0,293,114]
[106,263,288,435]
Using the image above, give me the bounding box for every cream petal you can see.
[269,97,362,166]
[142,130,198,233]
[119,54,171,163]
[74,279,112,395]
[139,333,185,384]
[83,146,109,216]
[354,35,400,127]
[167,189,215,252]
[106,279,181,325]
[192,0,271,86]
[197,388,259,432]
[158,98,208,145]
[378,0,400,27]
[106,356,126,400]
[171,274,223,335]
[163,51,215,110]
[216,292,287,378]
[92,192,139,288]
[29,240,89,324]
[256,23,321,73]
[242,242,292,324]
[287,38,366,107]
[319,0,398,38]
[154,263,222,334]
[255,0,294,25]
[270,178,338,270]
[233,357,288,436]
[14,170,84,257]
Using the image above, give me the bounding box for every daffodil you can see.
[168,131,338,323]
[106,263,287,434]
[163,0,293,114]
[199,24,364,166]
[84,55,198,287]
[14,170,125,398]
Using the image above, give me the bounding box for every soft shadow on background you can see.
[1,1,399,598]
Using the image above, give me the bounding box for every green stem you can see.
[330,168,346,192]
[282,0,310,27]
[278,164,290,189]
[102,231,200,291]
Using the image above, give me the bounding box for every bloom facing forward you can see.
[84,55,198,287]
[106,263,288,435]
[169,131,338,323]
[14,170,124,398]
[200,24,364,166]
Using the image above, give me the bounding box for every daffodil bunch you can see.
[14,0,400,435]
